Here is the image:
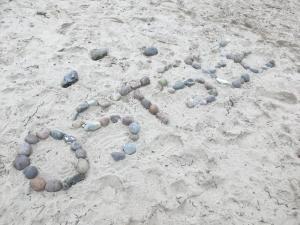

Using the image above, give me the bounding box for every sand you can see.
[0,0,300,224]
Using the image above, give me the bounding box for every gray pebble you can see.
[25,134,39,144]
[143,47,158,56]
[216,61,227,68]
[192,62,201,69]
[61,70,79,88]
[226,53,245,63]
[45,179,63,192]
[99,99,112,109]
[232,79,242,88]
[110,115,121,123]
[76,101,89,113]
[140,76,150,86]
[111,152,126,161]
[206,95,216,103]
[204,83,214,90]
[208,88,218,96]
[219,40,229,48]
[184,78,195,87]
[50,130,65,140]
[119,84,132,96]
[70,142,82,151]
[75,149,87,159]
[63,135,77,144]
[129,133,139,141]
[241,74,251,83]
[141,99,151,109]
[123,143,137,155]
[128,122,141,134]
[122,116,134,126]
[90,48,108,60]
[202,68,216,75]
[13,155,30,170]
[23,166,38,179]
[76,159,89,174]
[266,60,275,68]
[133,89,144,101]
[19,143,32,156]
[84,121,101,131]
[173,80,185,90]
[63,174,85,190]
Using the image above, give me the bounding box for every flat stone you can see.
[75,149,87,159]
[76,159,89,174]
[99,99,112,109]
[111,152,126,161]
[140,76,150,86]
[122,116,134,126]
[194,77,205,84]
[110,115,121,123]
[184,78,195,87]
[128,122,141,134]
[141,99,151,109]
[50,130,65,140]
[184,56,194,65]
[167,88,176,94]
[192,62,201,69]
[13,155,30,170]
[23,166,38,179]
[123,143,137,155]
[216,60,227,68]
[76,101,89,113]
[19,143,32,156]
[61,70,79,88]
[173,80,185,90]
[30,177,46,191]
[84,121,101,131]
[90,48,108,60]
[99,116,110,127]
[45,179,63,192]
[143,47,158,56]
[25,134,39,144]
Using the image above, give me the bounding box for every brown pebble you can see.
[30,177,46,192]
[45,179,63,192]
[149,104,159,115]
[99,116,110,127]
[25,134,39,144]
[36,128,50,140]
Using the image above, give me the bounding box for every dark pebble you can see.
[208,88,218,96]
[50,130,65,140]
[140,76,150,86]
[133,90,144,101]
[71,142,82,151]
[13,155,30,170]
[141,99,151,109]
[23,166,38,179]
[61,70,79,88]
[192,62,201,69]
[204,83,214,90]
[241,74,250,82]
[266,60,275,68]
[173,80,185,90]
[90,48,108,60]
[119,84,132,96]
[122,116,134,126]
[184,78,195,87]
[63,174,85,190]
[63,135,77,144]
[143,47,158,56]
[110,115,121,123]
[111,152,126,161]
[45,179,63,192]
[206,95,216,103]
[75,149,87,159]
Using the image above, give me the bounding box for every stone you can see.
[206,95,216,103]
[61,70,79,88]
[63,135,76,144]
[133,90,144,100]
[129,133,139,141]
[23,166,38,179]
[194,77,205,84]
[72,120,84,129]
[63,174,85,190]
[232,79,242,88]
[83,121,101,131]
[266,60,275,68]
[123,143,137,155]
[216,60,227,68]
[30,177,46,191]
[156,112,169,124]
[13,155,30,170]
[173,80,185,90]
[143,47,158,56]
[50,130,65,140]
[90,48,108,60]
[111,92,121,101]
[184,56,193,65]
[186,98,195,108]
[158,79,168,87]
[204,83,214,90]
[122,116,134,126]
[76,101,89,113]
[167,88,176,94]
[216,78,231,85]
[19,143,32,156]
[184,78,195,87]
[119,84,132,96]
[75,149,87,159]
[111,152,126,161]
[219,40,229,47]
[241,74,250,82]
[149,104,159,115]
[70,142,82,151]
[129,80,142,90]
[87,99,99,106]
[141,99,151,109]
[25,134,39,144]
[76,159,89,174]
[140,76,150,86]
[192,62,201,69]
[45,179,63,192]
[99,116,110,127]
[36,128,50,140]
[110,115,121,123]
[128,122,141,134]
[99,99,112,109]
[208,88,218,96]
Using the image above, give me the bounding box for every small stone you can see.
[76,159,89,174]
[141,99,151,109]
[204,83,214,90]
[192,62,201,69]
[30,177,46,191]
[19,143,32,156]
[123,143,137,155]
[119,84,132,96]
[72,120,84,129]
[61,70,79,88]
[216,78,231,85]
[140,76,150,86]
[110,115,121,123]
[122,116,134,126]
[149,104,159,115]
[87,99,99,106]
[184,56,193,65]
[158,79,168,87]
[157,66,168,73]
[111,152,126,161]
[129,80,142,90]
[25,134,39,144]
[90,48,108,60]
[36,128,50,140]
[45,179,63,192]
[232,79,242,88]
[266,60,275,68]
[50,130,65,140]
[173,80,185,90]
[129,133,139,141]
[99,116,110,127]
[202,68,216,75]
[62,174,85,190]
[23,166,38,179]
[206,95,216,103]
[84,121,101,131]
[156,112,169,124]
[208,88,218,96]
[167,88,176,94]
[63,135,76,144]
[143,47,158,56]
[111,92,121,101]
[216,60,227,68]
[76,101,89,113]
[184,78,195,87]
[133,89,144,101]
[128,122,141,134]
[99,99,112,109]
[13,155,30,170]
[194,77,205,84]
[70,142,82,151]
[75,149,87,159]
[186,98,195,108]
[241,74,250,82]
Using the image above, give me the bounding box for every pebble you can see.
[111,92,121,101]
[184,56,193,65]
[129,133,139,141]
[13,155,30,170]
[219,40,229,48]
[141,99,151,109]
[23,166,38,179]
[99,99,112,109]
[90,48,108,60]
[110,115,121,123]
[266,60,275,68]
[25,134,39,144]
[70,142,82,151]
[206,95,216,103]
[45,179,63,192]
[184,78,195,87]
[76,101,89,113]
[216,60,227,68]
[156,112,169,124]
[194,77,205,84]
[63,174,85,190]
[204,83,214,90]
[129,80,142,90]
[99,116,110,127]
[122,116,134,126]
[36,128,50,140]
[140,76,150,86]
[143,47,158,56]
[149,104,159,115]
[76,159,90,174]
[158,79,168,87]
[241,74,250,82]
[63,135,77,144]
[167,88,176,94]
[83,121,101,131]
[50,130,65,140]
[30,177,46,191]
[72,120,84,128]
[208,88,218,96]
[123,143,137,155]
[61,70,79,88]
[111,152,126,161]
[186,98,195,108]
[75,149,87,159]
[192,62,201,69]
[173,80,185,90]
[128,122,141,134]
[19,143,32,156]
[216,78,231,85]
[119,84,132,96]
[133,89,144,100]
[87,99,99,106]
[232,79,242,88]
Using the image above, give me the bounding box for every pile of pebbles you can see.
[14,129,89,192]
[118,76,151,97]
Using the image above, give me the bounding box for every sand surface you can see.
[0,0,300,224]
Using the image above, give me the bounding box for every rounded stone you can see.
[23,166,38,179]
[25,134,39,144]
[167,88,176,94]
[50,130,65,140]
[158,79,168,87]
[36,128,50,140]
[143,47,158,56]
[122,116,134,126]
[119,84,132,96]
[76,101,89,113]
[123,143,137,155]
[192,62,201,69]
[90,48,108,60]
[140,76,150,86]
[76,159,89,174]
[173,80,185,90]
[232,79,242,88]
[75,149,87,159]
[128,122,141,134]
[45,179,63,192]
[110,115,121,123]
[99,116,110,127]
[141,99,151,109]
[30,177,46,192]
[13,155,30,170]
[70,142,82,151]
[149,104,159,115]
[156,112,169,125]
[206,95,216,103]
[184,78,195,87]
[111,152,126,161]
[133,90,144,101]
[84,121,101,131]
[204,83,214,90]
[208,88,218,96]
[129,133,139,141]
[266,60,275,68]
[241,74,250,82]
[19,143,32,156]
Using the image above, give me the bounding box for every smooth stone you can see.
[19,143,32,156]
[23,166,38,179]
[45,179,63,192]
[141,99,151,109]
[266,60,275,68]
[110,115,121,123]
[232,79,242,88]
[156,112,169,124]
[129,80,142,90]
[192,62,201,69]
[206,95,216,103]
[173,80,185,90]
[140,76,150,86]
[167,88,176,94]
[13,155,30,170]
[111,152,126,161]
[195,77,205,84]
[143,47,158,56]
[84,121,101,131]
[119,84,132,96]
[99,116,110,127]
[76,101,89,113]
[36,128,50,140]
[25,134,39,144]
[75,149,87,159]
[129,133,139,141]
[99,100,112,109]
[208,88,218,96]
[70,142,82,151]
[63,135,76,144]
[241,74,250,82]
[184,78,195,87]
[72,120,84,129]
[90,48,108,60]
[204,83,214,90]
[30,177,46,191]
[123,143,137,155]
[50,130,65,140]
[186,98,195,108]
[184,56,193,65]
[158,79,168,87]
[111,92,121,101]
[76,159,89,174]
[122,116,134,126]
[128,122,141,134]
[63,174,85,190]
[149,104,159,115]
[87,99,99,106]
[133,90,144,100]
[61,70,79,88]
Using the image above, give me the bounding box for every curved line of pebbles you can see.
[118,76,151,97]
[14,129,89,192]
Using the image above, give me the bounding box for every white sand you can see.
[0,0,300,224]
